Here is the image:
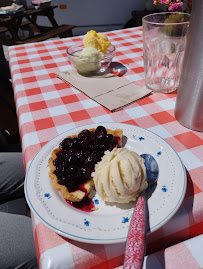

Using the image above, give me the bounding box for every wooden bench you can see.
[16,24,75,44]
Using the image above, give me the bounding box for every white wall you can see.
[27,0,146,35]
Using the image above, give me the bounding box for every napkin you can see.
[0,4,23,13]
[57,70,151,111]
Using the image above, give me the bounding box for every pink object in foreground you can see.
[124,196,146,269]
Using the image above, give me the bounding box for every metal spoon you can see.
[124,154,159,269]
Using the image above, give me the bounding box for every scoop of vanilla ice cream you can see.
[83,30,111,54]
[80,46,102,59]
[92,148,148,203]
[72,46,103,73]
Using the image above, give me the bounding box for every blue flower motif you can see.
[157,151,162,156]
[122,216,130,223]
[94,199,99,205]
[162,186,167,192]
[133,135,145,141]
[44,193,51,199]
[84,219,90,226]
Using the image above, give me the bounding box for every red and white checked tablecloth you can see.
[8,27,203,269]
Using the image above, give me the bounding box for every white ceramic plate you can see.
[25,123,186,244]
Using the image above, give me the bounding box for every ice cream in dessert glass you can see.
[67,30,116,75]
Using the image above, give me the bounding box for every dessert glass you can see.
[67,42,116,76]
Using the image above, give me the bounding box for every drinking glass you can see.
[142,12,190,93]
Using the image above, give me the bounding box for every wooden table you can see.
[0,5,75,45]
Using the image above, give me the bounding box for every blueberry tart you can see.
[49,126,123,202]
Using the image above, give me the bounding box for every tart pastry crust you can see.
[49,128,123,202]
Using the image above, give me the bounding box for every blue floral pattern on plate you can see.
[25,122,186,244]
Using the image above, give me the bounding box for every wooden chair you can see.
[123,9,160,28]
